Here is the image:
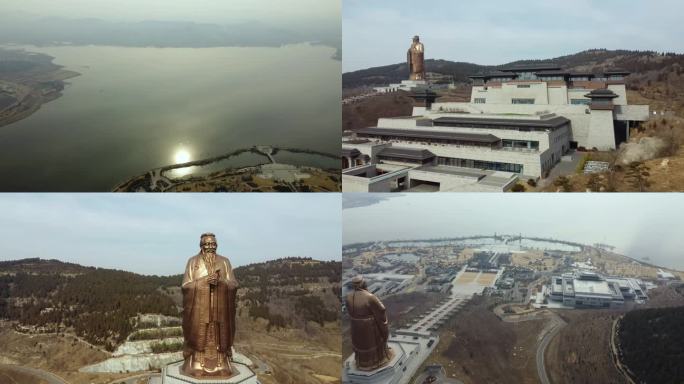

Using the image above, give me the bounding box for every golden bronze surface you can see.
[407,35,425,81]
[181,233,239,378]
[345,276,394,371]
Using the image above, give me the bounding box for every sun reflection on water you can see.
[174,148,191,164]
[170,147,193,178]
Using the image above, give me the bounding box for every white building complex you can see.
[342,64,649,192]
[549,270,648,308]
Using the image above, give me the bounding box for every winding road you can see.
[493,304,566,384]
[610,316,637,384]
[535,313,566,384]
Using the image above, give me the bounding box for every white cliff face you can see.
[135,314,182,329]
[112,337,184,356]
[80,318,254,374]
[80,346,254,373]
[80,331,184,373]
[80,352,183,373]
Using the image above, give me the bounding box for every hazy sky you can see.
[343,194,684,271]
[0,194,341,275]
[343,0,684,72]
[1,0,339,26]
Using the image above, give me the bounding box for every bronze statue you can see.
[345,275,394,371]
[181,233,239,378]
[407,35,425,81]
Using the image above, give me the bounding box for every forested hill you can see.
[235,256,341,287]
[0,257,341,350]
[342,49,684,89]
[0,258,181,350]
[236,257,342,331]
[618,301,684,383]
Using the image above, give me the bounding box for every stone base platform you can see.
[400,79,428,89]
[162,360,259,384]
[342,342,412,384]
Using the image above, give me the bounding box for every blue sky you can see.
[343,194,684,271]
[343,0,684,72]
[0,194,341,275]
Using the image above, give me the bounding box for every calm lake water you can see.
[0,44,340,191]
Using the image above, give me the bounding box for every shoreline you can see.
[0,47,81,128]
[113,146,340,192]
[0,76,78,128]
[342,235,684,274]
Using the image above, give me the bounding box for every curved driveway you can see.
[535,314,566,384]
[493,305,566,384]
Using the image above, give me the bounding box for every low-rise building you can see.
[343,64,649,192]
[549,271,629,308]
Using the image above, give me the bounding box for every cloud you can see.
[0,194,341,275]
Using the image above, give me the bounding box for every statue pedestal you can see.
[374,79,429,94]
[161,360,259,384]
[400,80,427,89]
[342,342,412,384]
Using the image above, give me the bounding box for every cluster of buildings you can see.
[549,270,648,308]
[342,63,650,192]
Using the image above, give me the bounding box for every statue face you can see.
[413,36,420,43]
[200,236,217,255]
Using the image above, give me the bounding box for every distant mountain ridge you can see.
[0,16,341,56]
[342,49,684,88]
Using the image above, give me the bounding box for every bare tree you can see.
[624,162,651,192]
[553,175,572,192]
[586,173,603,192]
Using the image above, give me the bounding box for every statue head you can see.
[199,232,217,256]
[351,275,367,290]
[413,35,420,43]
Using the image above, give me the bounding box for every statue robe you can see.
[345,288,393,370]
[182,253,238,356]
[407,42,425,80]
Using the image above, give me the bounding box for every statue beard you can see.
[201,249,217,266]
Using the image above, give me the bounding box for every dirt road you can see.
[536,314,566,384]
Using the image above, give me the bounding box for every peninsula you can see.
[0,48,79,128]
[113,146,341,192]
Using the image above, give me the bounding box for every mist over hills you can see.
[0,15,341,56]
